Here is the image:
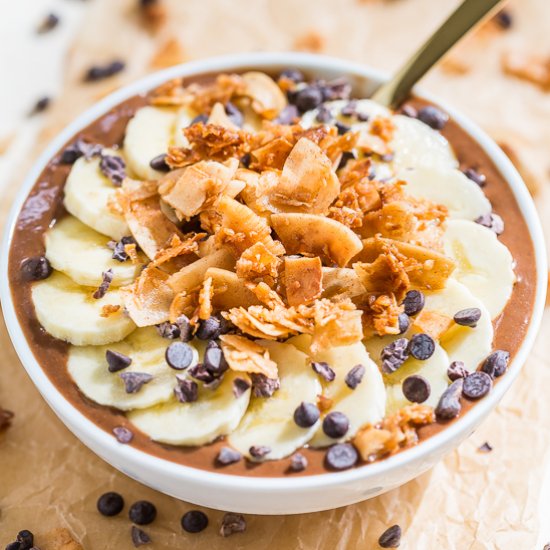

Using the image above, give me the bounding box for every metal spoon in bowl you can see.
[372,0,505,109]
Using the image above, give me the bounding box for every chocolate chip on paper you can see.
[475,212,504,235]
[100,154,126,186]
[181,510,209,533]
[325,443,358,470]
[36,12,60,34]
[481,350,510,378]
[174,376,198,403]
[478,441,493,453]
[435,379,463,421]
[5,542,21,550]
[381,338,409,374]
[113,426,134,444]
[106,349,132,372]
[129,500,157,526]
[0,407,14,431]
[462,371,493,399]
[16,529,34,550]
[219,513,246,537]
[311,361,335,382]
[494,8,513,29]
[288,452,308,472]
[85,60,126,82]
[120,372,153,394]
[378,524,402,548]
[30,96,51,115]
[216,447,242,466]
[97,492,124,517]
[131,525,151,547]
[345,364,365,390]
[93,269,114,299]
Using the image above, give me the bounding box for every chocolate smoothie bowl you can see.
[1,53,546,514]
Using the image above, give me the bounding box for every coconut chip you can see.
[360,293,402,337]
[236,242,282,286]
[241,71,287,120]
[151,232,205,268]
[205,267,260,310]
[284,255,323,306]
[220,334,278,379]
[207,102,240,130]
[100,304,121,318]
[412,310,454,340]
[198,276,214,320]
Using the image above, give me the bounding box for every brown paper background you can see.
[2,0,550,547]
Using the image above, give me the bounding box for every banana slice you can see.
[300,99,391,129]
[444,220,515,318]
[64,152,129,241]
[172,107,195,148]
[68,327,197,410]
[128,370,250,446]
[290,335,386,448]
[397,166,491,220]
[123,106,178,180]
[228,340,321,460]
[391,114,458,171]
[45,215,145,287]
[31,271,136,346]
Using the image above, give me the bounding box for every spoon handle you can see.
[372,0,504,108]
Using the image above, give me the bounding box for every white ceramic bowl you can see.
[1,52,546,515]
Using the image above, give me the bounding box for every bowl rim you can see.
[1,51,546,493]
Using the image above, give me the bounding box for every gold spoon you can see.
[372,0,505,108]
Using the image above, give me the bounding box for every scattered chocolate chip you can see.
[337,150,357,170]
[120,372,153,393]
[274,104,299,125]
[408,333,435,361]
[381,338,410,374]
[402,290,425,316]
[494,8,513,29]
[378,524,402,548]
[113,426,134,444]
[447,360,469,381]
[60,138,102,164]
[249,445,271,459]
[320,78,352,101]
[176,315,193,342]
[453,307,481,327]
[481,350,509,378]
[203,376,223,391]
[279,68,304,83]
[106,349,132,372]
[398,313,410,334]
[435,379,463,420]
[129,500,157,525]
[0,407,14,431]
[232,377,251,398]
[293,86,324,112]
[251,373,280,397]
[196,316,222,340]
[322,411,349,438]
[191,113,209,125]
[111,235,136,262]
[288,452,308,472]
[156,321,180,339]
[204,346,228,375]
[93,269,114,299]
[219,513,246,537]
[85,60,125,82]
[478,441,493,453]
[188,363,215,383]
[216,447,242,466]
[463,371,493,399]
[37,12,59,34]
[97,492,124,517]
[225,101,243,127]
[315,104,332,123]
[462,168,486,187]
[21,256,52,281]
[100,154,126,186]
[16,530,34,550]
[165,341,194,370]
[5,542,21,550]
[400,104,418,118]
[335,121,350,135]
[325,443,358,470]
[181,510,209,533]
[293,402,320,428]
[475,212,504,235]
[345,364,365,390]
[149,153,170,172]
[340,99,357,117]
[311,361,336,382]
[402,374,431,404]
[131,526,151,547]
[30,96,51,115]
[174,376,198,403]
[417,105,448,130]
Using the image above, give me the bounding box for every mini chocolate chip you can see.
[204,346,228,375]
[37,12,59,34]
[120,372,153,393]
[93,269,114,299]
[219,513,246,537]
[174,376,198,403]
[129,500,157,525]
[181,510,209,533]
[316,104,332,123]
[97,492,124,516]
[478,441,493,453]
[16,530,34,550]
[463,371,493,399]
[378,524,402,548]
[408,333,435,360]
[402,290,425,316]
[322,411,349,438]
[402,375,431,403]
[177,315,193,342]
[481,350,509,378]
[417,105,448,130]
[274,104,299,125]
[293,402,320,428]
[21,256,52,281]
[85,60,125,82]
[203,376,223,391]
[335,121,351,135]
[196,316,222,340]
[232,377,251,398]
[320,78,352,101]
[251,373,280,397]
[494,8,513,29]
[188,363,215,383]
[5,542,21,550]
[475,212,504,235]
[191,113,209,125]
[113,426,134,443]
[293,86,324,112]
[435,379,463,420]
[100,154,126,186]
[249,445,271,459]
[60,138,102,164]
[453,307,481,327]
[225,101,243,127]
[345,364,365,389]
[30,96,51,115]
[288,452,308,472]
[155,321,180,339]
[325,443,358,470]
[400,104,418,118]
[398,313,410,334]
[131,526,151,547]
[149,153,170,172]
[106,349,132,372]
[165,341,194,370]
[216,447,242,466]
[381,338,409,374]
[463,168,486,187]
[447,360,469,381]
[311,361,335,382]
[340,99,357,117]
[240,152,252,167]
[279,68,304,83]
[111,235,136,262]
[337,150,357,169]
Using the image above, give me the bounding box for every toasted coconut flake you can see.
[317,394,334,412]
[360,293,402,337]
[284,256,323,306]
[169,290,198,323]
[207,102,239,129]
[198,276,214,320]
[321,267,366,300]
[238,169,281,215]
[151,232,206,268]
[220,334,278,379]
[100,304,121,318]
[236,241,282,286]
[188,73,247,115]
[271,213,363,267]
[124,243,139,264]
[150,78,192,107]
[250,137,294,171]
[121,266,173,326]
[205,267,260,310]
[355,116,395,156]
[242,71,287,120]
[412,310,453,340]
[250,281,286,309]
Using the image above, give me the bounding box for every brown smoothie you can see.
[7,73,537,477]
